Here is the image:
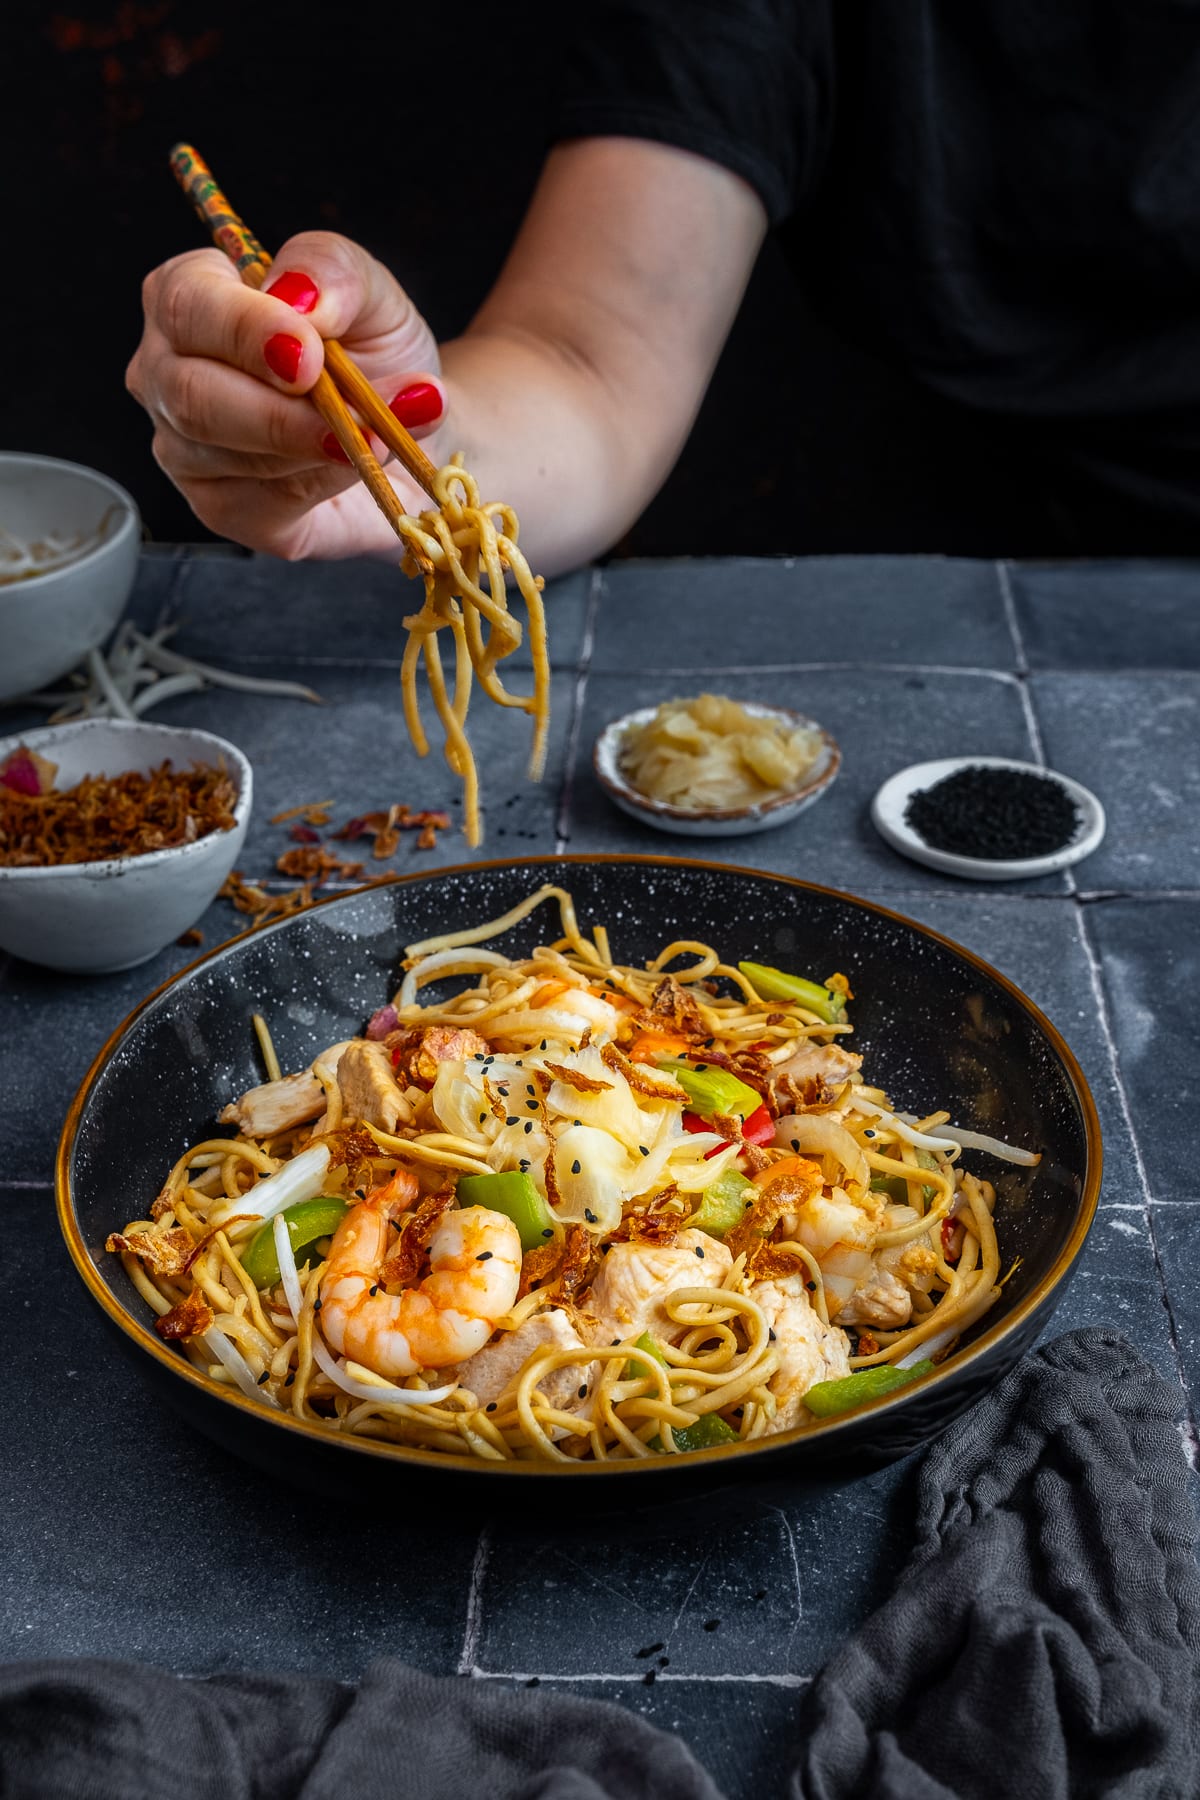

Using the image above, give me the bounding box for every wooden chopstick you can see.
[168,143,441,524]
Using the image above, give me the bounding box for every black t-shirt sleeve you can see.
[554,0,832,226]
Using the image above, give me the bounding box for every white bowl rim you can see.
[0,452,140,591]
[0,718,252,882]
[870,755,1106,880]
[593,700,841,825]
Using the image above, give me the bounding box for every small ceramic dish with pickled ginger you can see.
[593,694,840,838]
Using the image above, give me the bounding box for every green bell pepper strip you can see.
[688,1168,755,1237]
[241,1196,348,1291]
[456,1170,556,1252]
[737,961,847,1025]
[803,1359,935,1418]
[659,1059,761,1121]
[651,1412,740,1454]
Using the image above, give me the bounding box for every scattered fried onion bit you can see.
[105,1227,194,1277]
[155,1287,215,1341]
[541,1061,613,1095]
[0,750,237,868]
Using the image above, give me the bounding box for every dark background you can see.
[0,1,1152,559]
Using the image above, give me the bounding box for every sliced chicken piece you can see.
[833,1267,913,1330]
[218,1041,351,1137]
[455,1308,596,1420]
[388,1024,491,1088]
[751,1273,851,1434]
[336,1039,412,1133]
[775,1040,861,1085]
[585,1229,733,1346]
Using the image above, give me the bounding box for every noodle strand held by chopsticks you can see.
[393,458,549,846]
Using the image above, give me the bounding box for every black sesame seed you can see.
[578,1385,588,1399]
[639,1146,649,1156]
[525,1676,540,1687]
[484,1055,495,1064]
[635,1642,664,1659]
[540,1039,548,1050]
[695,1246,705,1258]
[585,1208,597,1223]
[600,1243,611,1254]
[571,1159,581,1175]
[643,1669,657,1686]
[256,1370,270,1385]
[369,1284,378,1297]
[905,763,1080,860]
[476,1251,493,1262]
[506,1115,520,1126]
[527,1100,539,1111]
[479,1112,487,1125]
[658,1655,670,1667]
[612,1339,622,1347]
[702,1618,720,1633]
[806,1280,816,1291]
[527,1084,536,1095]
[542,1228,554,1239]
[473,1052,485,1061]
[519,1159,530,1172]
[574,1119,582,1128]
[312,1299,322,1313]
[768,1327,777,1341]
[285,1373,295,1387]
[524,1121,533,1134]
[864,1128,876,1139]
[486,1402,497,1413]
[791,1138,800,1151]
[694,1063,708,1072]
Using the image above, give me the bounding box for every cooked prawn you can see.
[319,1196,522,1380]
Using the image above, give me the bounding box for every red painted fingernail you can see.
[389,381,442,428]
[265,270,319,314]
[321,431,351,465]
[264,333,303,382]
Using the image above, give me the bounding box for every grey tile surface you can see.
[591,557,1014,672]
[1086,899,1199,1206]
[3,550,1195,1799]
[0,1195,474,1677]
[565,667,1069,892]
[1009,560,1200,671]
[168,555,592,672]
[1031,674,1200,892]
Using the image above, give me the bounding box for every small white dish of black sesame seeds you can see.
[871,756,1106,881]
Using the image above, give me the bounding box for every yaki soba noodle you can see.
[109,885,1037,1463]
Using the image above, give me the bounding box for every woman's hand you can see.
[127,231,447,558]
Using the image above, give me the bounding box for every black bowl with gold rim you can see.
[57,856,1100,1501]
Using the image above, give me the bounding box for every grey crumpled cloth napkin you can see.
[2,1329,1196,1799]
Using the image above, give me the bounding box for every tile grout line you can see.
[994,560,1029,675]
[1070,902,1200,1464]
[457,1525,493,1676]
[587,660,1023,683]
[554,567,602,852]
[0,1181,53,1192]
[466,1669,813,1688]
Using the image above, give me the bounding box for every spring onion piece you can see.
[870,1151,939,1207]
[804,1360,935,1418]
[651,1413,739,1454]
[204,1325,278,1405]
[922,1126,1041,1166]
[688,1168,755,1237]
[737,962,847,1024]
[210,1142,330,1230]
[244,1197,348,1292]
[659,1060,761,1122]
[626,1329,669,1381]
[456,1170,556,1252]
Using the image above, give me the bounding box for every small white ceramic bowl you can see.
[871,756,1106,881]
[594,702,840,837]
[0,453,141,702]
[0,719,252,973]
